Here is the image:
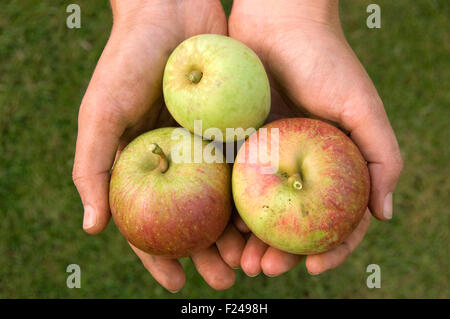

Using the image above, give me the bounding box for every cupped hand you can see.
[72,0,246,292]
[229,0,403,276]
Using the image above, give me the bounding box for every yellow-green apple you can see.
[232,118,370,254]
[109,127,231,258]
[163,34,270,142]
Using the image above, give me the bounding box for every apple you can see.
[232,118,370,254]
[163,34,270,142]
[109,127,231,258]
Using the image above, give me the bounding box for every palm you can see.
[74,0,244,292]
[112,0,238,291]
[75,0,401,288]
[228,2,380,275]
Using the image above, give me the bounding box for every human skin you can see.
[72,0,245,292]
[228,0,403,276]
[73,0,403,291]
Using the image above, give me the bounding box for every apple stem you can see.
[288,173,303,190]
[188,70,203,84]
[149,143,169,173]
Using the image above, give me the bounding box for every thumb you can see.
[72,29,167,233]
[72,90,125,234]
[344,99,403,221]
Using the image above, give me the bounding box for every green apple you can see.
[232,118,370,254]
[163,34,270,142]
[109,127,231,258]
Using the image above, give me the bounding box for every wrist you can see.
[280,0,339,24]
[110,0,176,26]
[233,0,339,25]
[298,0,339,22]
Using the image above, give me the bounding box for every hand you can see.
[229,0,403,276]
[72,0,246,292]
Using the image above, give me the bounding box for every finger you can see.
[343,98,403,221]
[130,244,185,293]
[216,224,246,269]
[240,234,268,277]
[191,246,236,290]
[72,97,125,234]
[306,210,371,275]
[233,214,251,233]
[261,247,303,277]
[72,32,166,234]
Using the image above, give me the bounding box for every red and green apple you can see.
[109,127,232,258]
[232,118,370,254]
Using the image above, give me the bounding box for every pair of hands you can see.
[72,0,403,292]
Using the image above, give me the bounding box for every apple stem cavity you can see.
[149,143,169,173]
[288,173,303,190]
[187,70,203,84]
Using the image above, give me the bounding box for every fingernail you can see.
[83,205,96,229]
[247,272,260,277]
[265,274,278,278]
[308,271,322,276]
[168,289,180,294]
[383,193,393,220]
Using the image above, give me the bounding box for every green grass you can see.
[0,0,448,298]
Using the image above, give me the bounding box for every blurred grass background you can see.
[0,0,448,298]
